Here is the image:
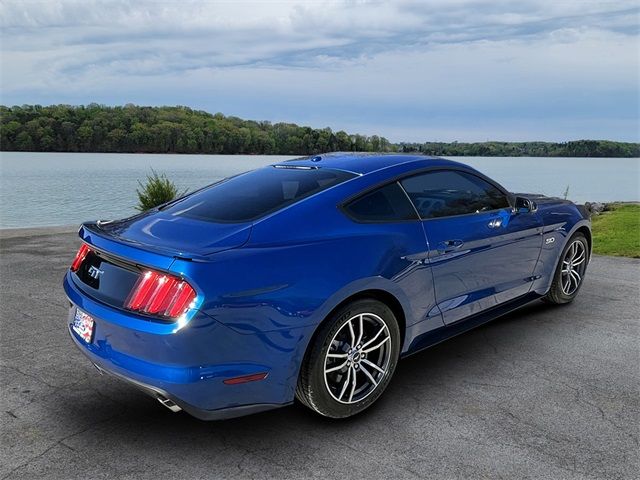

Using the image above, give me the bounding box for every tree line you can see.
[0,104,392,155]
[1,104,638,157]
[396,140,639,158]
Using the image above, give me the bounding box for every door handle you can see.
[488,217,503,228]
[438,239,464,253]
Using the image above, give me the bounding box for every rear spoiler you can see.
[79,222,209,266]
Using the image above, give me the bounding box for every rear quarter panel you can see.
[174,226,436,330]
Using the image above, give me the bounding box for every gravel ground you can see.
[1,229,638,480]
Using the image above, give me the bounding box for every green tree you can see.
[14,131,34,150]
[1,104,637,157]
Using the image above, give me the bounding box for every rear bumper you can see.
[63,271,305,419]
[68,327,285,420]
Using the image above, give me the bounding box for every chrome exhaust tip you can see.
[157,395,182,413]
[87,360,182,413]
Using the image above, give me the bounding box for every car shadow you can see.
[52,299,561,445]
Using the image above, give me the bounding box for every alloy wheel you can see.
[561,240,587,295]
[323,313,392,404]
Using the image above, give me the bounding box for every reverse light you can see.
[70,244,91,272]
[125,270,197,320]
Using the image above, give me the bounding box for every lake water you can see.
[0,152,638,228]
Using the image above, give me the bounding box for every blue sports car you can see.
[64,153,591,420]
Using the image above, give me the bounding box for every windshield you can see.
[163,166,355,223]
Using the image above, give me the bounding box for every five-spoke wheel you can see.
[323,312,392,404]
[545,232,589,304]
[560,239,587,296]
[296,299,400,418]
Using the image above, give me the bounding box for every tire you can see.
[296,298,401,418]
[544,232,589,304]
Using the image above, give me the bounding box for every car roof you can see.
[276,152,465,175]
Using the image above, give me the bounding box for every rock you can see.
[585,202,606,214]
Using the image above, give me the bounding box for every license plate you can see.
[72,309,94,343]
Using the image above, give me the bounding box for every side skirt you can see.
[401,292,542,358]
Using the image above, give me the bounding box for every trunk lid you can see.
[83,210,252,259]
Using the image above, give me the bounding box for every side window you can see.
[400,170,509,219]
[344,182,418,222]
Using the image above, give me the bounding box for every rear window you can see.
[163,166,355,223]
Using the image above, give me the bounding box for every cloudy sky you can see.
[1,0,638,142]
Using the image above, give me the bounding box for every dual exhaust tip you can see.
[92,362,182,413]
[156,395,182,413]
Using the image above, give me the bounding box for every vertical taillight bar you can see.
[125,270,197,320]
[70,244,91,272]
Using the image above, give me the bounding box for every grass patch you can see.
[591,203,640,258]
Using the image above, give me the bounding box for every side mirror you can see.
[514,196,537,214]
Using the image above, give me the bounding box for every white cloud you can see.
[1,0,638,141]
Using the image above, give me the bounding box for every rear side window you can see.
[164,166,355,223]
[400,170,509,219]
[344,182,418,222]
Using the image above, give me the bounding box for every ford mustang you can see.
[63,153,591,420]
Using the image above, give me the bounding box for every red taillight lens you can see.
[125,270,197,319]
[70,244,91,272]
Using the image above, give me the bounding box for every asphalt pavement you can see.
[1,229,638,479]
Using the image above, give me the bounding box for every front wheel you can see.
[296,299,401,418]
[544,232,589,304]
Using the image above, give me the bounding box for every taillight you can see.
[70,244,91,272]
[125,270,197,319]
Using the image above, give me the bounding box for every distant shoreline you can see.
[2,105,639,158]
[2,151,639,159]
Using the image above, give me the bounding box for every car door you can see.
[400,169,543,325]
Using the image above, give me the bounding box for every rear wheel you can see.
[544,232,589,304]
[296,299,400,418]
